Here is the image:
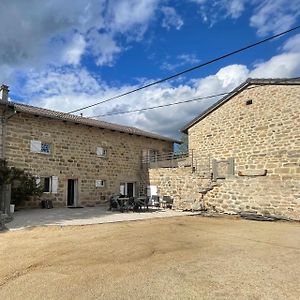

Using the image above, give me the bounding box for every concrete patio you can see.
[6,206,198,230]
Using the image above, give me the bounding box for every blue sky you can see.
[1,0,300,138]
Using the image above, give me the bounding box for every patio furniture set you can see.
[108,195,173,213]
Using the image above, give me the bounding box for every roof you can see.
[0,99,180,143]
[181,77,300,133]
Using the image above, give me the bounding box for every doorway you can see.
[120,182,136,197]
[67,179,78,206]
[126,183,135,197]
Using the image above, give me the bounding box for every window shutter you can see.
[35,176,41,186]
[120,183,125,195]
[51,176,58,193]
[30,140,41,153]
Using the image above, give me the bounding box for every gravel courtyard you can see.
[1,216,300,299]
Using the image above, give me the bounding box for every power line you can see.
[91,91,231,117]
[68,25,300,114]
[92,77,299,118]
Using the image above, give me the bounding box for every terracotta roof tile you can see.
[0,100,180,143]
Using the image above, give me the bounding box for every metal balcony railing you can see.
[142,149,211,177]
[142,150,193,168]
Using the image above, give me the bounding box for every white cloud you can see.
[62,34,86,65]
[192,0,300,36]
[21,33,300,138]
[107,0,159,37]
[0,0,161,83]
[19,64,249,138]
[161,6,184,30]
[88,32,122,66]
[282,33,300,52]
[227,0,245,18]
[250,0,300,36]
[250,53,300,78]
[192,0,246,26]
[161,54,200,71]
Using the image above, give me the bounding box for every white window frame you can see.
[96,146,107,158]
[30,140,51,155]
[119,182,136,197]
[96,179,105,188]
[36,176,58,194]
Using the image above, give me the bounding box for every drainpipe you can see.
[1,85,16,159]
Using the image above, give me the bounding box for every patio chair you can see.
[151,195,160,207]
[162,196,173,209]
[108,195,120,211]
[133,196,149,212]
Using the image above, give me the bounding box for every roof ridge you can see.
[0,99,180,143]
[181,77,300,133]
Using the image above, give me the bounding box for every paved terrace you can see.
[6,207,198,230]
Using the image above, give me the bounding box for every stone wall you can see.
[3,111,172,207]
[205,176,300,220]
[188,84,300,177]
[187,83,300,219]
[148,167,300,220]
[148,84,300,220]
[149,167,211,210]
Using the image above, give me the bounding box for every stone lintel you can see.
[238,169,267,177]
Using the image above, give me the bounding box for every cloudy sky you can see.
[1,0,300,139]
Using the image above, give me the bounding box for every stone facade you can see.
[148,81,300,220]
[1,109,173,207]
[149,167,211,210]
[189,84,300,177]
[205,176,300,220]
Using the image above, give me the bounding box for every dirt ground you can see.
[1,216,300,300]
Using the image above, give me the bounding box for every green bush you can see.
[0,159,43,206]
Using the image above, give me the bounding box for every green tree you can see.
[0,159,43,206]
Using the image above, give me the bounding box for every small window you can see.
[96,180,105,188]
[41,143,51,154]
[245,99,253,106]
[36,176,58,193]
[41,177,51,193]
[96,147,107,157]
[30,140,51,154]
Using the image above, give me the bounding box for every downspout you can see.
[2,106,17,159]
[1,85,17,160]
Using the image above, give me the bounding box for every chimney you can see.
[0,85,9,102]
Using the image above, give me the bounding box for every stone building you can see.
[0,85,177,207]
[149,78,300,220]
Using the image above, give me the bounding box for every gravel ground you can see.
[1,216,300,299]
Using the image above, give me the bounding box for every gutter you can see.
[2,103,16,159]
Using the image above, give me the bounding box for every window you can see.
[245,99,253,106]
[43,177,51,193]
[96,180,105,188]
[96,147,107,157]
[30,140,51,154]
[120,182,136,197]
[36,176,58,193]
[41,142,51,154]
[142,149,159,163]
[148,149,159,162]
